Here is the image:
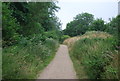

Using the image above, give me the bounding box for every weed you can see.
[68,31,118,79]
[2,38,59,79]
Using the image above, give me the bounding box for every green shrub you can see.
[60,35,70,43]
[44,31,59,40]
[45,38,59,50]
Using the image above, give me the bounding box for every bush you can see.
[60,35,70,43]
[44,31,60,40]
[45,38,59,50]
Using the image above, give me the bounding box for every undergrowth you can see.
[69,32,118,79]
[2,38,59,79]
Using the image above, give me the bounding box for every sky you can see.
[55,0,119,30]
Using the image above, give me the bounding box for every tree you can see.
[74,12,94,26]
[107,16,119,36]
[2,2,61,46]
[64,12,94,36]
[2,3,20,46]
[8,2,61,37]
[106,15,120,46]
[9,2,29,25]
[89,18,106,31]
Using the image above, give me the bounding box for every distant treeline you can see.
[63,12,119,37]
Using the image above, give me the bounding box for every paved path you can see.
[38,45,77,79]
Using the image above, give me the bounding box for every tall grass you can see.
[2,38,59,79]
[69,33,118,79]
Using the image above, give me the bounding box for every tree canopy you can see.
[2,2,62,46]
[64,12,94,36]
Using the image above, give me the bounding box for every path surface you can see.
[38,45,77,79]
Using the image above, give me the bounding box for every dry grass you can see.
[63,31,111,48]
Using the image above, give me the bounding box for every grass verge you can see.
[2,38,59,79]
[65,31,118,79]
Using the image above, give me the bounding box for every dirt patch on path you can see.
[38,45,77,79]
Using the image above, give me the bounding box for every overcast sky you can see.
[56,0,119,30]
